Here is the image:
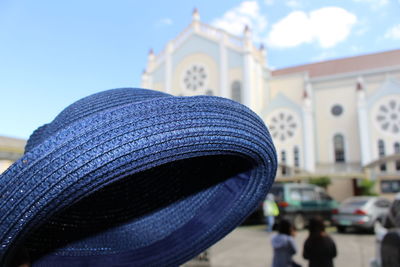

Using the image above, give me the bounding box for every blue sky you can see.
[1,0,399,139]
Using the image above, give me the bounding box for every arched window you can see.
[293,146,300,168]
[378,140,386,171]
[394,142,400,171]
[334,134,345,163]
[231,81,242,103]
[281,150,287,176]
[378,140,385,156]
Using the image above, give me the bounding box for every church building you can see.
[142,10,400,200]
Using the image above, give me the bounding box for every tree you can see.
[359,179,378,196]
[308,176,331,189]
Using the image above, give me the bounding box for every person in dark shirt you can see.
[380,193,400,267]
[303,217,337,267]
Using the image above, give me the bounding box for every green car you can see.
[270,183,338,230]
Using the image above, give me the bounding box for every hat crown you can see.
[25,88,169,152]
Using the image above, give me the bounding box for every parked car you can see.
[332,196,391,233]
[269,183,338,230]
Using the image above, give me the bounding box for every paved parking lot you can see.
[208,225,375,267]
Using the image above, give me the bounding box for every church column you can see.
[142,49,155,89]
[243,26,253,108]
[259,45,269,110]
[141,70,149,88]
[302,82,316,172]
[165,42,173,94]
[254,59,264,113]
[219,32,228,98]
[356,76,371,166]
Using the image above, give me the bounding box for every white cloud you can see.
[265,0,274,5]
[267,7,357,48]
[285,0,302,8]
[355,21,368,36]
[212,1,267,42]
[155,18,173,27]
[384,24,400,40]
[160,18,173,25]
[352,0,388,9]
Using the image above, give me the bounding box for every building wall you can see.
[0,136,26,174]
[266,107,304,168]
[0,160,13,174]
[142,18,400,198]
[172,52,219,96]
[269,74,304,106]
[172,35,220,70]
[228,68,243,101]
[261,93,305,171]
[364,70,400,96]
[313,80,360,164]
[143,28,268,112]
[326,178,355,202]
[152,82,164,92]
[252,61,267,113]
[367,78,400,162]
[227,48,243,69]
[152,63,165,85]
[370,94,400,157]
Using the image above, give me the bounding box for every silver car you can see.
[332,196,391,233]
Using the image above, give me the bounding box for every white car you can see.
[332,196,390,233]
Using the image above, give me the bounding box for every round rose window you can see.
[376,99,400,134]
[269,111,298,142]
[183,65,207,91]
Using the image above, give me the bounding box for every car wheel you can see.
[337,225,346,233]
[293,213,305,230]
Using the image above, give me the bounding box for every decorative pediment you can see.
[367,78,400,106]
[260,93,302,117]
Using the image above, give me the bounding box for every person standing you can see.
[303,217,337,267]
[380,193,400,267]
[271,219,299,267]
[382,192,400,229]
[263,193,279,232]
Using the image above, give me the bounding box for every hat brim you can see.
[0,94,276,266]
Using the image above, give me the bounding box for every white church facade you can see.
[141,10,400,200]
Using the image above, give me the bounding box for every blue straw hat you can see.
[0,88,277,266]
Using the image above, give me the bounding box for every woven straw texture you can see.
[0,88,277,267]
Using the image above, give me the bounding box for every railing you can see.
[315,163,363,174]
[152,22,261,67]
[198,22,244,51]
[226,35,243,50]
[199,23,223,40]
